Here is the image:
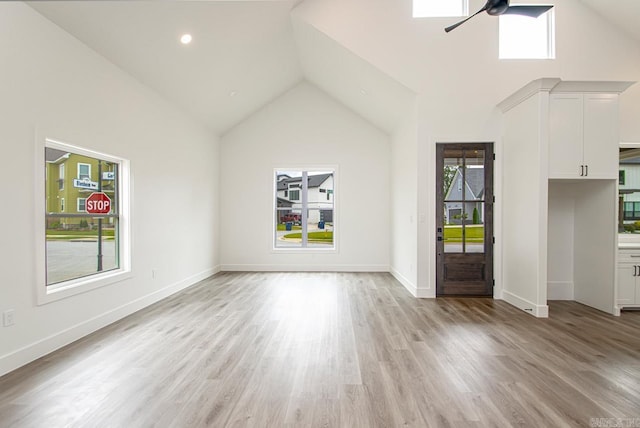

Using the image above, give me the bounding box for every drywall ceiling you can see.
[27,0,639,136]
[28,1,304,135]
[578,0,640,43]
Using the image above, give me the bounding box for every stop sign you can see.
[86,192,112,214]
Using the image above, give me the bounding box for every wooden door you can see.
[436,143,494,296]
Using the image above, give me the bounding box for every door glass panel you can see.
[443,149,464,253]
[443,148,485,254]
[464,203,485,253]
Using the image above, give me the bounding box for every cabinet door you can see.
[583,94,618,179]
[617,264,636,305]
[549,94,584,179]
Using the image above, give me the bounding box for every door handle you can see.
[585,165,588,177]
[635,265,638,277]
[580,165,584,177]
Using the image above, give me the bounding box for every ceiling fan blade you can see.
[503,5,553,18]
[444,6,488,33]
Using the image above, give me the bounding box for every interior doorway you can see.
[436,143,494,296]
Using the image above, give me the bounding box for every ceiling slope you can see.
[28,0,304,135]
[291,14,416,135]
[578,0,640,44]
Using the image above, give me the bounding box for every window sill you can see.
[37,269,132,305]
[271,247,337,254]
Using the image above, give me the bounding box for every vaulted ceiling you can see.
[27,0,640,136]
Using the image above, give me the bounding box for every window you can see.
[58,163,65,190]
[39,139,130,303]
[413,0,467,18]
[78,163,91,180]
[619,146,640,234]
[77,197,87,212]
[499,7,554,59]
[274,169,335,249]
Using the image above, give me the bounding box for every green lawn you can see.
[46,229,115,240]
[444,225,484,243]
[282,231,333,243]
[276,224,302,231]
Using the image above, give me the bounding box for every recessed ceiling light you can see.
[180,34,192,45]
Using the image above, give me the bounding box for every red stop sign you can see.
[86,192,112,214]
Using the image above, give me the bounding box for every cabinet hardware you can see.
[585,165,588,176]
[634,266,637,277]
[631,255,640,258]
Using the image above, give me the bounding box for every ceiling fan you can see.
[444,0,553,33]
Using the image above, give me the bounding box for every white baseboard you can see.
[547,281,574,300]
[0,266,219,378]
[220,264,389,272]
[389,268,433,298]
[503,290,549,318]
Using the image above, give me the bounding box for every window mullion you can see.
[301,171,308,247]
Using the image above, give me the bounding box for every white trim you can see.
[502,290,549,318]
[0,267,219,378]
[37,136,132,305]
[547,281,574,300]
[497,78,560,113]
[220,264,388,272]
[273,166,338,252]
[390,267,432,298]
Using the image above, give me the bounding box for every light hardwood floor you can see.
[1,272,639,427]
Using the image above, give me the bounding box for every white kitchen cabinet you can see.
[498,78,634,317]
[617,250,640,309]
[549,93,619,179]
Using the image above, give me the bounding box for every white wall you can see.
[0,3,219,376]
[501,93,549,316]
[219,82,390,271]
[547,182,576,300]
[390,104,419,295]
[294,0,640,295]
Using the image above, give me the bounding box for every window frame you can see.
[58,163,65,190]
[77,162,91,180]
[273,166,338,253]
[498,6,555,60]
[619,142,640,246]
[77,197,87,213]
[36,137,131,305]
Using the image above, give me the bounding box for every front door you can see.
[436,143,494,296]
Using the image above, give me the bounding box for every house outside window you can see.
[42,140,129,299]
[274,169,335,249]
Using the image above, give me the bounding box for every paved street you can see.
[46,240,117,284]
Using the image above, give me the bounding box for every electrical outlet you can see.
[3,310,15,327]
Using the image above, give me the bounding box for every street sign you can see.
[73,179,99,190]
[86,192,111,214]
